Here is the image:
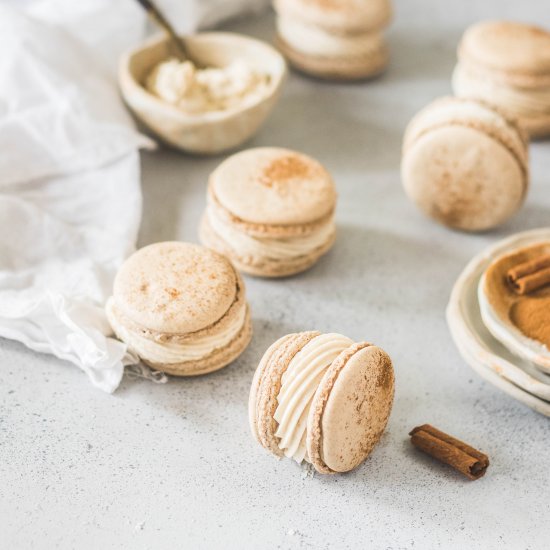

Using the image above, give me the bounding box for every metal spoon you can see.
[134,0,189,60]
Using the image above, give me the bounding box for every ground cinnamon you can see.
[409,424,489,480]
[510,296,550,349]
[507,254,550,295]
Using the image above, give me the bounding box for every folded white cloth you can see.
[0,0,270,392]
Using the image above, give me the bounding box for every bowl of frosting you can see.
[119,32,287,154]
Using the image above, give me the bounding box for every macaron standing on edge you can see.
[453,20,550,139]
[200,147,337,278]
[249,332,395,474]
[401,97,529,232]
[273,0,393,81]
[106,242,252,376]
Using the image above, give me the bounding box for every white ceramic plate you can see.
[447,228,550,415]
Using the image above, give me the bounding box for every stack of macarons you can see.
[401,97,529,231]
[453,20,550,139]
[274,0,392,80]
[199,147,337,277]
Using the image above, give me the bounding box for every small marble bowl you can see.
[119,32,287,155]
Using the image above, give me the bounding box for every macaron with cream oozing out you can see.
[479,240,550,372]
[273,0,392,80]
[106,242,252,376]
[453,20,550,139]
[401,96,529,232]
[249,332,395,474]
[200,147,337,278]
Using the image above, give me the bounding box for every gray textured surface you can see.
[2,1,550,549]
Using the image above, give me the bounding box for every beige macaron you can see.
[453,20,550,139]
[200,147,337,278]
[401,96,529,232]
[106,242,252,376]
[249,332,395,474]
[274,0,392,81]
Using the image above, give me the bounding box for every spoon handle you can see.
[135,0,188,59]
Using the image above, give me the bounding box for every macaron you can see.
[249,332,395,474]
[199,147,337,278]
[106,242,252,376]
[479,240,550,371]
[273,0,392,81]
[453,20,550,139]
[401,96,529,231]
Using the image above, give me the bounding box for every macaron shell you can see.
[210,148,336,227]
[403,96,529,172]
[402,125,525,231]
[248,333,296,444]
[308,344,395,474]
[274,0,392,33]
[519,112,550,139]
[145,306,253,376]
[199,213,336,278]
[252,331,320,457]
[113,242,237,335]
[277,35,389,81]
[459,21,550,85]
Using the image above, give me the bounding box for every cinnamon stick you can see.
[507,254,550,295]
[409,424,489,480]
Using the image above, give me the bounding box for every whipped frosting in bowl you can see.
[146,57,271,115]
[119,32,287,154]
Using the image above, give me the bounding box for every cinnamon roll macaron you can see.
[106,242,252,376]
[200,147,337,278]
[402,97,529,231]
[249,332,395,474]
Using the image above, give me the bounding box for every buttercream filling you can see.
[453,63,550,117]
[106,297,247,364]
[207,207,335,262]
[277,15,383,58]
[273,333,353,463]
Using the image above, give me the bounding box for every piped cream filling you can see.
[106,297,246,364]
[274,333,353,463]
[453,63,550,117]
[208,207,335,262]
[277,15,383,58]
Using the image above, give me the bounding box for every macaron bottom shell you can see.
[142,307,253,376]
[199,213,336,278]
[276,35,389,82]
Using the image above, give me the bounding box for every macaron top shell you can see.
[210,148,336,227]
[403,97,528,173]
[113,242,238,335]
[459,21,550,84]
[308,343,394,473]
[274,0,392,33]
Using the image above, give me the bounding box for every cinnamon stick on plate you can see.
[507,254,550,295]
[409,424,489,480]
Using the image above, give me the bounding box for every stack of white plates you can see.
[447,228,550,416]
